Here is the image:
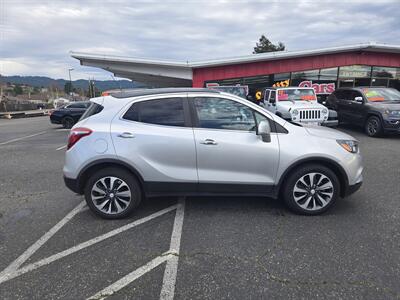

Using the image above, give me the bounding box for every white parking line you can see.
[86,198,186,300]
[0,204,178,284]
[0,131,47,146]
[160,198,185,300]
[0,201,86,283]
[87,253,173,300]
[56,145,67,151]
[56,128,70,132]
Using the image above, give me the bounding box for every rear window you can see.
[79,103,104,121]
[123,98,185,127]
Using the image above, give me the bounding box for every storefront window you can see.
[339,65,371,78]
[273,73,290,81]
[291,69,319,80]
[371,78,388,87]
[372,66,397,78]
[320,67,338,80]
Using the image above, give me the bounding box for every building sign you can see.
[299,80,335,94]
[273,79,290,88]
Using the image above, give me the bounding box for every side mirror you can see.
[270,98,276,104]
[354,96,363,103]
[257,120,271,143]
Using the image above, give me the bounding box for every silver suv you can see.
[63,88,363,218]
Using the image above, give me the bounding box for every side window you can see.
[332,90,342,99]
[269,91,276,103]
[264,90,270,101]
[69,103,86,109]
[194,97,256,131]
[123,98,185,127]
[254,111,288,134]
[341,90,353,101]
[350,90,363,101]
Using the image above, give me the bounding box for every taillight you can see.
[67,127,92,150]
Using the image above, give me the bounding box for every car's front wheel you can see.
[365,116,382,137]
[283,164,339,215]
[84,168,142,219]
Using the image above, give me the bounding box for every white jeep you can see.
[262,87,338,127]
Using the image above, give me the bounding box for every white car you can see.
[63,88,362,218]
[262,87,338,127]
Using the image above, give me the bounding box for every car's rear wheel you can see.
[84,168,142,219]
[283,164,339,215]
[62,116,75,129]
[365,116,382,137]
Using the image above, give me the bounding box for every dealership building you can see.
[71,42,400,97]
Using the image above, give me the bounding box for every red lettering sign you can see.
[299,81,335,94]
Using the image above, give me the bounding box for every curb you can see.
[0,111,50,119]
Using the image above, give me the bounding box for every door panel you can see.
[191,96,280,186]
[337,90,353,122]
[347,91,366,125]
[194,129,279,185]
[111,97,197,183]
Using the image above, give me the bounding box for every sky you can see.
[1,0,400,80]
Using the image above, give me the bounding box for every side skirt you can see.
[144,182,277,198]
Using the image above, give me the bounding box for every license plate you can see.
[302,121,320,126]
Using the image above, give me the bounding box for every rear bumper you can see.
[64,176,82,194]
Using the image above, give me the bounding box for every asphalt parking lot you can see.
[0,116,399,299]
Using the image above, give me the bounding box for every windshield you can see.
[361,88,400,102]
[208,86,247,99]
[277,88,316,101]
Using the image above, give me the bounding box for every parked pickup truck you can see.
[262,87,338,127]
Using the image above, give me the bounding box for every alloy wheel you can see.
[367,119,379,136]
[293,172,334,211]
[91,176,132,215]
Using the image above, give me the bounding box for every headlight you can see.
[384,110,400,117]
[337,140,359,153]
[292,109,298,116]
[322,108,328,114]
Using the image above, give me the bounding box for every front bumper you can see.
[343,181,362,197]
[64,176,82,194]
[383,118,400,133]
[322,119,339,127]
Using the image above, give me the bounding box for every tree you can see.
[13,85,23,95]
[253,35,285,54]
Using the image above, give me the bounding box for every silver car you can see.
[63,88,363,218]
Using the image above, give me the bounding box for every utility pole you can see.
[68,68,74,100]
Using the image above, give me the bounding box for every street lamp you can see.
[68,68,74,99]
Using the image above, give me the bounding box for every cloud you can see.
[1,0,399,79]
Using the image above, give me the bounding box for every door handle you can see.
[200,139,218,145]
[118,132,135,138]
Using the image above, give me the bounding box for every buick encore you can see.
[63,88,363,218]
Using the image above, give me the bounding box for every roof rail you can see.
[109,88,220,98]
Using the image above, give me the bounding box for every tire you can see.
[62,116,75,129]
[282,164,340,215]
[84,167,142,219]
[365,116,382,137]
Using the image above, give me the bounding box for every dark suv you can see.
[50,101,90,128]
[326,87,400,137]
